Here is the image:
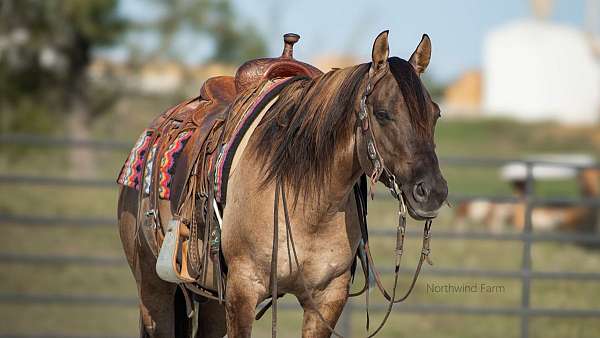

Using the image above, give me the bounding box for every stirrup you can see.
[156,219,195,283]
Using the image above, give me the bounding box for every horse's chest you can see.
[282,221,359,289]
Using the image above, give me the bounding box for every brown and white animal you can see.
[117,31,447,338]
[455,167,599,233]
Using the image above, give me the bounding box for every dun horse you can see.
[117,31,447,337]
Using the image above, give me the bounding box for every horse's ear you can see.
[409,34,431,75]
[371,30,389,73]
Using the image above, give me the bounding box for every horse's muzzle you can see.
[403,174,448,220]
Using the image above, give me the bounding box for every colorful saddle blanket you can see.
[117,128,193,200]
[117,76,299,205]
[117,129,153,191]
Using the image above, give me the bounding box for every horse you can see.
[117,30,448,338]
[455,167,600,234]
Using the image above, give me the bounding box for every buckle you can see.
[388,174,406,215]
[358,97,367,120]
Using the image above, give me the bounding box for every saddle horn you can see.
[282,33,300,59]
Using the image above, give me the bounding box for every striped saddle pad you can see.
[117,76,299,206]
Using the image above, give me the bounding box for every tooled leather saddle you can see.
[117,34,322,299]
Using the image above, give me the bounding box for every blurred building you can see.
[311,54,359,72]
[443,69,483,118]
[482,0,600,124]
[88,58,235,95]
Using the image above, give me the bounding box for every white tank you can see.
[482,19,600,124]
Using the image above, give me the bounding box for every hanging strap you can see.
[271,180,280,338]
[280,180,346,338]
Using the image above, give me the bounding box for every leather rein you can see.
[268,64,435,337]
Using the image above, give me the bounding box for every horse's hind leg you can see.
[118,187,178,337]
[135,251,178,337]
[298,272,351,338]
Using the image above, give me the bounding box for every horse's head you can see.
[358,31,448,220]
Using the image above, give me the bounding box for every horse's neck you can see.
[322,136,361,209]
[288,138,361,228]
[269,65,367,218]
[303,110,362,218]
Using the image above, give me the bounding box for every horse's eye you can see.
[374,110,393,122]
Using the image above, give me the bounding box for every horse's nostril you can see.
[413,181,429,202]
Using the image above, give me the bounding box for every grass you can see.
[2,209,600,337]
[1,110,599,337]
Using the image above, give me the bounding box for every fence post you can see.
[520,162,534,338]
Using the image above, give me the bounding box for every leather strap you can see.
[271,180,280,338]
[280,180,345,338]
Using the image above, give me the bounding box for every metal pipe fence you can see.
[1,134,599,338]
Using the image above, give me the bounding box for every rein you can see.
[267,65,435,337]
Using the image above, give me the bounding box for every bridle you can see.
[268,63,436,338]
[357,65,396,193]
[353,62,435,336]
[356,65,408,207]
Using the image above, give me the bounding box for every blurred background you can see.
[1,0,599,337]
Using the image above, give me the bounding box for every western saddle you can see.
[119,33,323,300]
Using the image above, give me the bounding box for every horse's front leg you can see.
[224,261,266,338]
[299,271,351,338]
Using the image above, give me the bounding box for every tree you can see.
[131,0,267,64]
[0,0,266,176]
[0,0,126,176]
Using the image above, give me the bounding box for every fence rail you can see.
[4,251,600,282]
[1,133,599,338]
[0,134,131,150]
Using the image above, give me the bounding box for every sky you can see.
[118,0,590,82]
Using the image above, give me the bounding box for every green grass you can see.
[435,118,600,157]
[1,112,599,337]
[2,208,600,337]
